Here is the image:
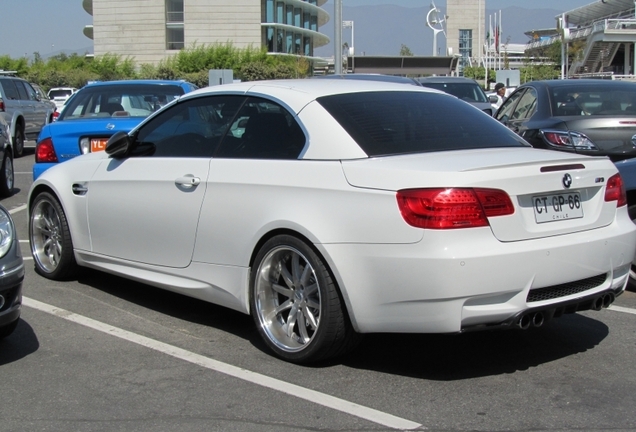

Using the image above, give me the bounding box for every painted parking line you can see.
[22,296,423,431]
[9,204,27,214]
[609,304,636,315]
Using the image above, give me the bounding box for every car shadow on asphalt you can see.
[0,319,39,366]
[74,269,609,376]
[341,314,609,379]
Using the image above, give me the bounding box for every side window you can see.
[510,88,537,120]
[14,81,30,101]
[214,96,306,159]
[135,95,245,158]
[495,90,525,123]
[0,79,19,100]
[22,82,39,101]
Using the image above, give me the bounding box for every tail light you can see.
[52,110,60,121]
[35,138,58,163]
[604,173,627,207]
[0,99,4,112]
[397,188,515,229]
[540,130,597,151]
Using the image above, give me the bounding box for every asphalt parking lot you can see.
[1,147,635,432]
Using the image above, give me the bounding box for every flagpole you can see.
[499,9,502,70]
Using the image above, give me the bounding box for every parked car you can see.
[0,203,24,339]
[613,156,636,290]
[417,76,497,116]
[0,73,56,158]
[47,87,78,112]
[0,116,14,197]
[314,73,422,86]
[33,79,198,180]
[495,79,636,161]
[28,79,635,363]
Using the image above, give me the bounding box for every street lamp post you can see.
[334,0,342,74]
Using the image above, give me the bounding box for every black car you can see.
[495,79,636,161]
[0,203,23,339]
[417,76,497,116]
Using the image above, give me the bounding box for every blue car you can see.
[33,80,197,179]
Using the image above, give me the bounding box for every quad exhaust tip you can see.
[517,292,616,329]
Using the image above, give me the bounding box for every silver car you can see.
[416,76,497,116]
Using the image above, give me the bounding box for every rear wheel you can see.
[12,126,24,158]
[250,235,359,363]
[0,151,14,197]
[30,192,78,280]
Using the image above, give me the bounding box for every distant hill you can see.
[315,4,562,57]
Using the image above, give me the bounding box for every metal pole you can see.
[351,21,354,73]
[334,0,342,74]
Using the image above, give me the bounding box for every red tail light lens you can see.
[397,188,514,229]
[52,111,60,121]
[604,173,627,207]
[35,138,58,163]
[0,99,5,112]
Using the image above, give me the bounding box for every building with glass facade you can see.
[81,0,330,66]
[445,0,484,73]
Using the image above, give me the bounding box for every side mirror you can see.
[105,131,131,158]
[489,95,499,104]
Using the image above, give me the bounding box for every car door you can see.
[501,87,538,137]
[14,80,37,136]
[85,95,241,268]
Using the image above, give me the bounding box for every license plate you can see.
[90,138,108,152]
[533,192,583,223]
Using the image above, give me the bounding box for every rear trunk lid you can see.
[562,117,636,159]
[341,147,622,242]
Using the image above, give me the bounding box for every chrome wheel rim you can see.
[254,246,321,352]
[31,199,63,272]
[4,156,13,190]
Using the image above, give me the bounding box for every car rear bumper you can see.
[319,211,636,334]
[33,162,57,181]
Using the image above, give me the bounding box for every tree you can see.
[399,44,414,56]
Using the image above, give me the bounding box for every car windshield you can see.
[59,84,185,120]
[317,91,528,157]
[419,82,489,103]
[551,85,636,117]
[48,89,73,98]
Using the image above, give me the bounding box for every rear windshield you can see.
[48,89,74,99]
[59,84,185,120]
[317,91,528,157]
[551,85,636,117]
[419,82,489,103]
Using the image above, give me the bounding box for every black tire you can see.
[628,204,636,292]
[13,126,24,158]
[29,192,78,280]
[250,235,359,363]
[0,151,14,198]
[0,319,18,339]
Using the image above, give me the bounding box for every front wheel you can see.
[250,235,359,363]
[29,192,78,280]
[0,151,14,197]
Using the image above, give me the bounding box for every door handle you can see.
[175,176,201,188]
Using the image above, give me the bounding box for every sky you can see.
[0,0,601,60]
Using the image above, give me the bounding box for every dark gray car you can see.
[416,76,496,116]
[494,79,636,162]
[0,203,24,339]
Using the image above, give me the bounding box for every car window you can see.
[14,81,30,101]
[318,91,528,157]
[22,82,39,101]
[214,97,306,159]
[60,84,185,120]
[495,89,526,122]
[135,95,243,158]
[510,87,537,120]
[0,79,19,100]
[48,89,74,99]
[552,85,636,116]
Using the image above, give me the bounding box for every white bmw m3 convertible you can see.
[28,79,636,363]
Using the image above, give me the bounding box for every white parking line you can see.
[22,296,423,431]
[609,305,636,315]
[9,204,27,214]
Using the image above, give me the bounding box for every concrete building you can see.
[445,0,485,72]
[81,0,330,66]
